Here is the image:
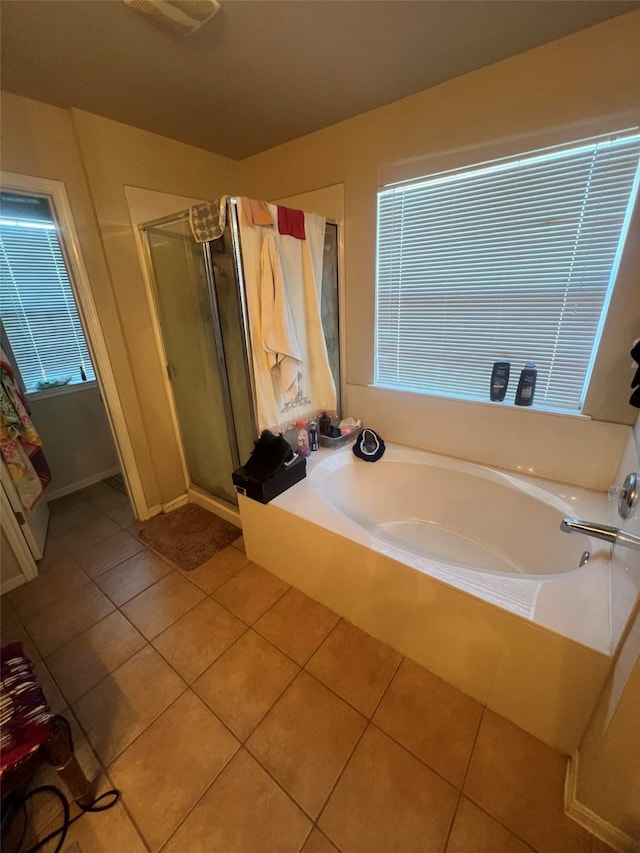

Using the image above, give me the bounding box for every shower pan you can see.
[140,200,340,512]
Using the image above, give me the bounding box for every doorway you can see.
[0,175,138,585]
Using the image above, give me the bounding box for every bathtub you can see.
[239,443,621,751]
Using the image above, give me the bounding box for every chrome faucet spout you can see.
[560,518,640,551]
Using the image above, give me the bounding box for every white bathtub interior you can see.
[269,443,633,657]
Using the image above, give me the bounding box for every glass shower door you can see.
[145,217,240,505]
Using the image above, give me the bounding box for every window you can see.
[375,130,640,412]
[0,191,95,393]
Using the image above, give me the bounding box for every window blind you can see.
[0,195,95,392]
[375,131,640,411]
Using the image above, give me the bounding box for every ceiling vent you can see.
[123,0,220,36]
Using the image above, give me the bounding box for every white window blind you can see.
[0,192,95,392]
[375,130,640,411]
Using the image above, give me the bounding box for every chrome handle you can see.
[608,472,638,520]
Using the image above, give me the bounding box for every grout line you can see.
[461,704,485,791]
[312,654,402,828]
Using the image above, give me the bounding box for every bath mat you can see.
[137,503,240,570]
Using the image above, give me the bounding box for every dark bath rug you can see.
[137,503,241,570]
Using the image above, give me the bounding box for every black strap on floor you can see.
[17,784,120,853]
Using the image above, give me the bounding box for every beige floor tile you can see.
[446,797,534,852]
[75,530,145,578]
[232,534,245,552]
[302,829,341,853]
[58,513,121,553]
[104,501,136,529]
[590,836,619,853]
[121,572,205,639]
[255,587,340,664]
[73,645,186,764]
[373,657,482,787]
[248,671,366,818]
[110,691,239,851]
[1,594,21,631]
[306,620,401,716]
[464,710,592,853]
[48,499,103,537]
[1,622,40,662]
[45,610,146,703]
[153,597,246,683]
[319,725,458,853]
[8,558,89,620]
[163,748,311,853]
[214,562,289,624]
[185,545,249,594]
[94,548,173,606]
[23,583,114,656]
[33,660,67,713]
[85,483,129,515]
[194,630,298,739]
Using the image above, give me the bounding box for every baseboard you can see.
[1,574,27,595]
[565,751,638,852]
[45,467,122,502]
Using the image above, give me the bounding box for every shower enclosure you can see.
[141,200,340,511]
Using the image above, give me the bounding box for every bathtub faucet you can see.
[560,518,640,552]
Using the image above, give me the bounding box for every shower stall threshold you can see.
[188,486,242,529]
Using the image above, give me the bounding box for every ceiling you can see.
[1,0,637,160]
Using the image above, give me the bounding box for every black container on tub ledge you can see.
[514,362,537,406]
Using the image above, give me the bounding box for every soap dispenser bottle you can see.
[515,362,537,406]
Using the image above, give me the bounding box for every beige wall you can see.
[1,93,238,509]
[575,608,640,843]
[30,386,120,498]
[238,11,640,484]
[2,12,639,505]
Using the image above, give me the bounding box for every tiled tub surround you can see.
[240,443,635,754]
[0,482,612,851]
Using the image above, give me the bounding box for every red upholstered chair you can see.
[0,643,92,808]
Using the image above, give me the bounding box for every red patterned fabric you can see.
[0,643,56,776]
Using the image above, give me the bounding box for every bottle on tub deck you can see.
[295,421,311,457]
[319,411,331,437]
[515,361,537,406]
[308,420,319,451]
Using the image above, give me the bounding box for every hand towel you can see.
[277,205,306,240]
[189,197,227,242]
[240,197,274,227]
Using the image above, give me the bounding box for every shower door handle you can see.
[166,363,175,381]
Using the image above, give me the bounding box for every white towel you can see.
[260,232,302,400]
[238,202,337,432]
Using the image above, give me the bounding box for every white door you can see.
[1,458,48,560]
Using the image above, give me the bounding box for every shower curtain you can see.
[238,201,336,433]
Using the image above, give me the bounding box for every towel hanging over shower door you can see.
[238,201,336,432]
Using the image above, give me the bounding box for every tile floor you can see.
[1,480,613,853]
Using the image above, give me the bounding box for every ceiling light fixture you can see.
[123,0,221,37]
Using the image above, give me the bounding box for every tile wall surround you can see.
[345,383,630,492]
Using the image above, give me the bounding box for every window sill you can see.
[26,380,98,402]
[369,383,591,421]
